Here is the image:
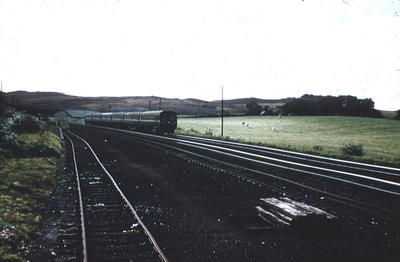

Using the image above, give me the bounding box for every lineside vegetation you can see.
[177,115,400,166]
[0,109,64,262]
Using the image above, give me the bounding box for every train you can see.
[84,110,178,134]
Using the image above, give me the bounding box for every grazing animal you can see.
[246,123,250,128]
[241,121,245,126]
[272,126,276,132]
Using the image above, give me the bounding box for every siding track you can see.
[64,130,168,262]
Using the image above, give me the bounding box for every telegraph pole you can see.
[221,86,224,137]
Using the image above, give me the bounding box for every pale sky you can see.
[0,0,399,110]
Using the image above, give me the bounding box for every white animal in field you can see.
[272,126,276,132]
[278,114,282,118]
[246,123,250,128]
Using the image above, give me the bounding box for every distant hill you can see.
[380,110,398,119]
[4,91,290,116]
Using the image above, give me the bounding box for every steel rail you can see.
[76,125,400,194]
[173,139,400,188]
[133,136,400,219]
[172,140,400,195]
[175,134,400,173]
[68,130,169,262]
[176,135,400,178]
[64,134,88,262]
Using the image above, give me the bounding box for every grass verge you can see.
[0,131,63,262]
[177,115,400,167]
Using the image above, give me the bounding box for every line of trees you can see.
[246,101,280,115]
[280,95,382,117]
[247,95,385,118]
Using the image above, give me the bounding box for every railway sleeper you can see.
[54,245,81,255]
[86,236,146,246]
[88,254,157,262]
[86,207,131,214]
[87,219,133,227]
[87,238,149,249]
[85,192,121,198]
[89,242,154,253]
[84,198,127,204]
[86,222,139,231]
[82,185,115,194]
[82,179,111,185]
[88,245,156,256]
[54,255,79,262]
[86,226,140,233]
[87,231,147,238]
[54,240,81,250]
[86,212,133,221]
[86,203,126,210]
[87,220,133,227]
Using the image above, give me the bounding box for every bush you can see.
[0,124,18,143]
[9,111,47,133]
[0,111,47,143]
[190,128,201,134]
[342,142,364,156]
[205,128,214,136]
[313,145,323,151]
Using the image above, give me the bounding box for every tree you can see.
[318,96,341,115]
[281,99,316,115]
[261,105,273,115]
[281,95,382,118]
[246,101,262,115]
[395,110,400,120]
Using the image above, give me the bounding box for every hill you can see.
[3,91,289,116]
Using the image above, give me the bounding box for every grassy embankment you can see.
[177,115,400,166]
[0,129,64,261]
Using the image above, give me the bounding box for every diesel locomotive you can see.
[84,110,177,134]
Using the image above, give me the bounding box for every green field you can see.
[177,115,400,166]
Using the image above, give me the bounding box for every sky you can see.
[0,0,399,110]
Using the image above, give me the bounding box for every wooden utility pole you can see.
[1,80,2,92]
[221,86,224,137]
[159,98,161,110]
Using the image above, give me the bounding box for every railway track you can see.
[176,134,400,186]
[73,125,400,227]
[64,130,168,262]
